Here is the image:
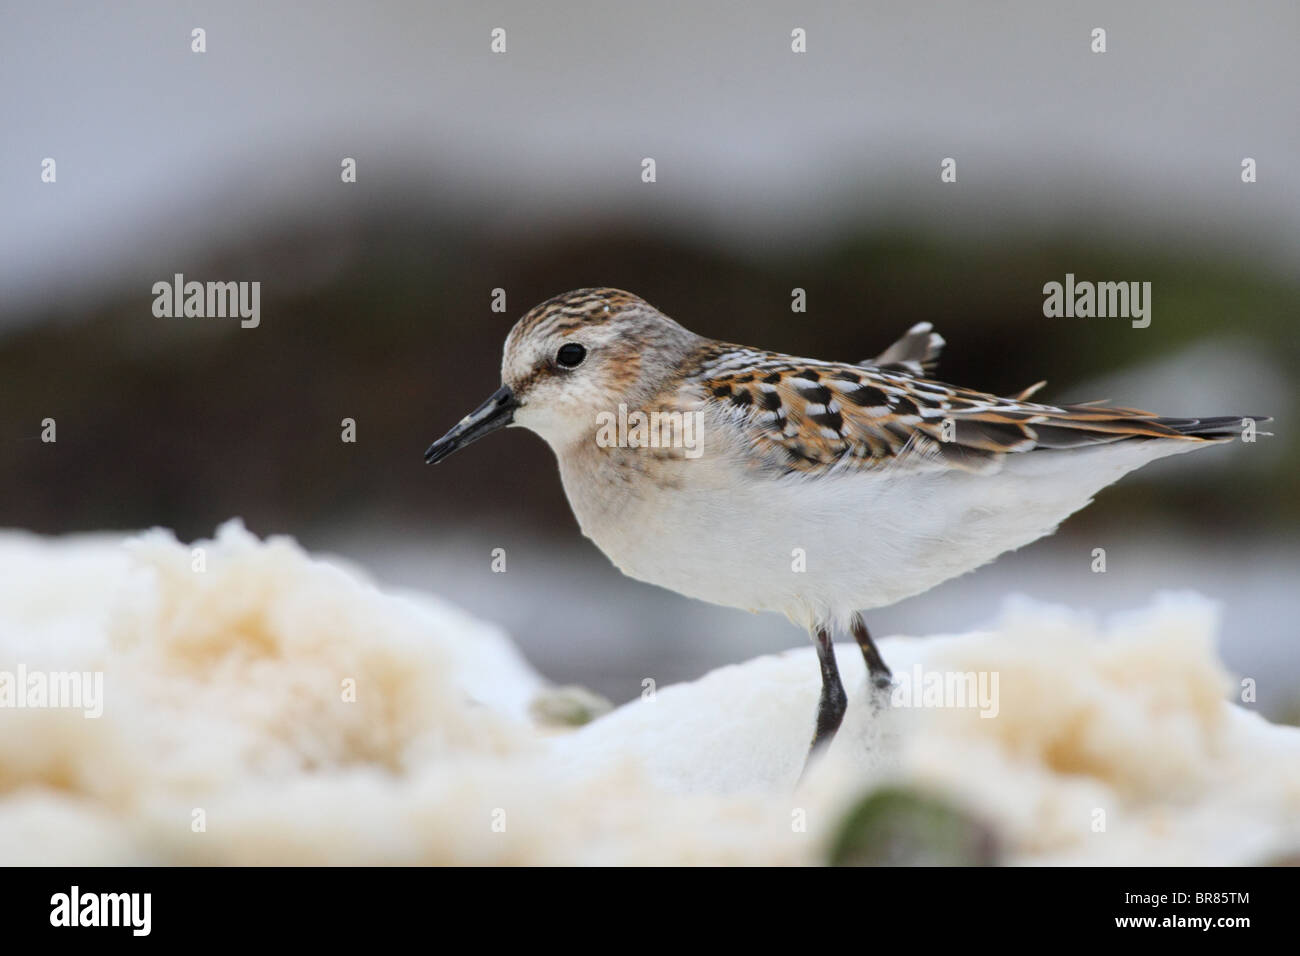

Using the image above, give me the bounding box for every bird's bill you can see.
[424,385,520,464]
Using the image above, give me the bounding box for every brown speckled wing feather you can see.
[688,340,1242,476]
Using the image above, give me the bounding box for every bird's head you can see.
[424,288,701,463]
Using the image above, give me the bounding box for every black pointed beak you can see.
[424,385,520,464]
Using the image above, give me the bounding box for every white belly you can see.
[557,438,1207,632]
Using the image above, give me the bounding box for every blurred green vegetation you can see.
[1,210,1295,540]
[827,784,999,866]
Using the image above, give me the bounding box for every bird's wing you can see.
[862,321,1049,402]
[691,341,1249,477]
[863,321,945,376]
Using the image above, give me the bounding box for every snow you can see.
[0,521,1296,865]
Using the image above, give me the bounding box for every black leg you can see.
[807,625,848,755]
[851,613,893,690]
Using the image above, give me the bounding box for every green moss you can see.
[827,785,999,867]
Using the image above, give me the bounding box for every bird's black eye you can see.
[556,343,587,369]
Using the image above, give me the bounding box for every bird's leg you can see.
[851,613,893,691]
[805,625,848,759]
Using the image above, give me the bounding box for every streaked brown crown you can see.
[513,288,648,340]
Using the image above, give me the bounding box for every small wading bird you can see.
[425,288,1263,774]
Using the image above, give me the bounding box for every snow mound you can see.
[0,522,1296,865]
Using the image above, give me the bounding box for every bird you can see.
[424,287,1264,771]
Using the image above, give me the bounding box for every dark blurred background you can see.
[2,2,1297,713]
